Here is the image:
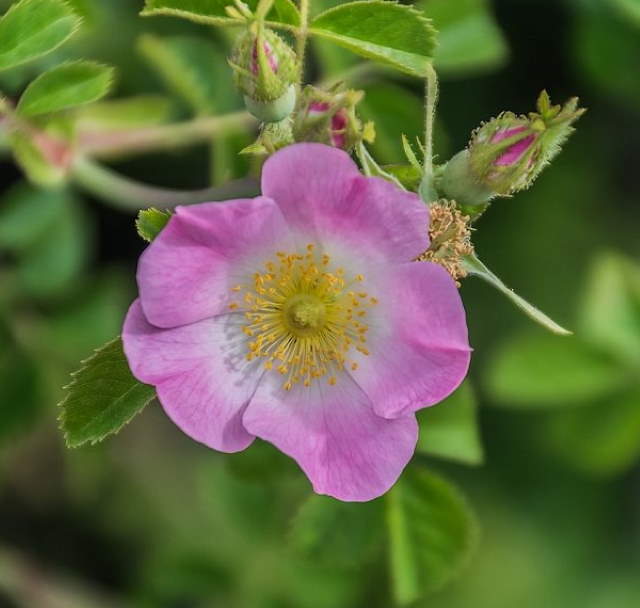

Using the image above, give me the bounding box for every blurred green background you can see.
[1,0,639,606]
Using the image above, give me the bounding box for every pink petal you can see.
[122,300,258,452]
[351,262,471,419]
[242,375,418,502]
[137,197,290,328]
[261,143,429,263]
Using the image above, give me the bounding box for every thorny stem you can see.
[71,157,259,212]
[296,0,311,82]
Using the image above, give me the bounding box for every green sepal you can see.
[136,208,172,242]
[462,252,572,336]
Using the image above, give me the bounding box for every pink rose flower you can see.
[122,143,470,502]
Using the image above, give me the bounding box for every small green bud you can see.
[292,86,373,151]
[229,27,297,122]
[468,91,586,195]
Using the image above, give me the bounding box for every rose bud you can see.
[229,27,297,123]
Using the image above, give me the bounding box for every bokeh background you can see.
[1,0,639,606]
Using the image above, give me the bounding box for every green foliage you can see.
[417,381,484,465]
[486,252,640,477]
[310,1,437,77]
[0,183,89,297]
[136,208,171,242]
[611,0,640,25]
[138,34,238,116]
[290,495,383,567]
[59,337,156,448]
[486,333,628,408]
[419,0,508,76]
[141,0,300,27]
[0,0,81,71]
[573,2,640,109]
[0,344,42,444]
[359,82,424,165]
[16,60,114,116]
[578,251,640,364]
[0,181,66,250]
[74,95,174,131]
[546,387,640,477]
[386,466,479,604]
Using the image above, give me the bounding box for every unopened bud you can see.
[229,28,297,123]
[293,86,373,151]
[441,92,584,207]
[468,91,585,196]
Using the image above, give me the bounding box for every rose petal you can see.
[350,262,471,419]
[138,196,290,328]
[122,300,259,452]
[261,143,429,262]
[242,374,418,501]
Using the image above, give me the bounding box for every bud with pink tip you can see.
[441,91,585,207]
[293,86,374,151]
[229,27,297,123]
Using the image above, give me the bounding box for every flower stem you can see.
[424,62,439,175]
[77,112,253,160]
[296,0,311,82]
[71,157,259,212]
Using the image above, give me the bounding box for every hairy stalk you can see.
[77,112,252,159]
[71,157,259,211]
[424,62,439,175]
[296,0,311,81]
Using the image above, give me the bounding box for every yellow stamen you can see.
[231,244,376,390]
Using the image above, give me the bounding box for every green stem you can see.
[296,0,311,82]
[71,157,259,212]
[424,62,439,176]
[77,111,253,160]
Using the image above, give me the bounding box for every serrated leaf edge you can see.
[0,0,83,72]
[58,336,156,448]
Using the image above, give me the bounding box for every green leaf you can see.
[611,0,640,28]
[486,332,631,408]
[417,381,484,465]
[16,191,89,297]
[462,253,572,336]
[141,0,300,27]
[59,337,156,448]
[545,387,640,477]
[16,61,114,117]
[418,0,508,76]
[75,95,174,131]
[136,208,172,242]
[290,495,384,567]
[387,467,479,604]
[138,34,239,116]
[578,251,640,365]
[0,0,81,71]
[0,181,66,251]
[310,1,437,77]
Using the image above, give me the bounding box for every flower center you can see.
[228,244,376,390]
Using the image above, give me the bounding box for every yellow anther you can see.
[232,246,376,391]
